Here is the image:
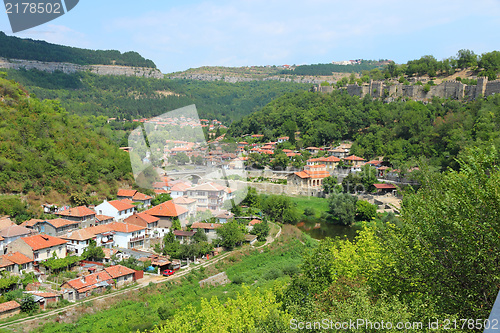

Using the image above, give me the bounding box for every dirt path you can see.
[0,222,282,332]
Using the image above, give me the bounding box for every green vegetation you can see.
[0,77,132,217]
[230,89,500,171]
[0,32,156,68]
[284,60,386,76]
[4,69,310,123]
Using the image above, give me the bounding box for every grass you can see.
[25,225,313,333]
[290,195,329,218]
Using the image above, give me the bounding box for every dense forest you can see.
[228,90,500,170]
[0,75,133,219]
[0,32,156,68]
[3,68,311,123]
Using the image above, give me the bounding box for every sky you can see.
[1,0,500,73]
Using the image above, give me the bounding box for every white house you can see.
[94,200,135,222]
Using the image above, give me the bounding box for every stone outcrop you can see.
[0,57,164,79]
[315,77,500,100]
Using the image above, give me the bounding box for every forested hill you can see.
[228,90,500,170]
[3,68,311,123]
[0,74,132,215]
[0,32,156,68]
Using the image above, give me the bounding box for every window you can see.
[34,252,38,259]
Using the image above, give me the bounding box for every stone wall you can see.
[320,77,499,101]
[0,57,164,79]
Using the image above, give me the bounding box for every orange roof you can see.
[306,147,320,150]
[3,252,33,265]
[170,183,190,192]
[132,192,152,201]
[124,213,159,228]
[21,234,67,251]
[95,215,113,222]
[117,189,137,197]
[191,222,222,229]
[154,189,169,195]
[0,301,20,313]
[173,197,196,205]
[373,183,397,190]
[107,222,145,233]
[20,219,44,228]
[41,218,79,229]
[307,164,326,168]
[62,229,96,241]
[318,156,341,162]
[30,292,59,298]
[249,219,262,226]
[144,201,188,217]
[64,271,113,291]
[104,264,136,279]
[343,155,365,161]
[108,200,135,211]
[56,206,95,218]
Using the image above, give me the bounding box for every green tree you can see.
[81,239,105,261]
[384,146,500,318]
[322,175,338,194]
[151,193,173,206]
[328,192,357,225]
[20,294,37,314]
[261,195,299,224]
[215,220,245,249]
[270,152,289,170]
[355,200,377,221]
[250,220,270,241]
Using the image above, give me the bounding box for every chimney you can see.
[80,276,85,284]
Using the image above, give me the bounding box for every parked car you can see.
[162,269,174,276]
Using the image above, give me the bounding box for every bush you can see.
[263,268,283,280]
[303,207,315,216]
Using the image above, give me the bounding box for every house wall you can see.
[7,239,34,260]
[0,307,20,319]
[94,201,134,222]
[114,229,145,248]
[33,245,67,262]
[114,273,134,287]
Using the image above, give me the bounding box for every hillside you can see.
[0,32,156,68]
[0,75,133,220]
[228,90,500,170]
[3,68,311,123]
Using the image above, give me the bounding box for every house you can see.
[117,189,152,208]
[28,292,60,310]
[169,182,192,198]
[213,210,234,224]
[287,164,331,188]
[29,219,80,237]
[62,229,96,255]
[102,248,122,264]
[172,197,197,218]
[0,252,34,273]
[144,200,188,229]
[0,216,15,230]
[103,265,136,287]
[173,230,196,245]
[244,234,258,246]
[124,212,161,238]
[190,222,222,243]
[328,147,349,159]
[94,200,135,222]
[316,156,341,172]
[277,136,289,143]
[306,147,320,154]
[61,270,114,301]
[55,206,96,228]
[0,301,21,319]
[373,183,397,194]
[95,215,114,226]
[7,234,67,263]
[83,222,147,249]
[247,219,262,232]
[0,225,34,254]
[187,182,227,211]
[342,155,366,167]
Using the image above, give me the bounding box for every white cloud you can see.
[11,24,91,48]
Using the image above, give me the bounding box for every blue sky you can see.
[1,0,500,73]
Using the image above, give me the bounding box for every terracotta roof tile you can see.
[108,200,135,211]
[104,264,136,279]
[56,206,95,218]
[3,252,32,265]
[191,222,222,229]
[132,192,152,201]
[21,234,67,251]
[64,271,113,291]
[144,201,188,217]
[0,301,20,312]
[117,189,137,197]
[0,225,33,238]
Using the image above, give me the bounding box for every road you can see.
[0,222,281,331]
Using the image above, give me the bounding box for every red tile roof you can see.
[41,218,79,229]
[62,229,96,241]
[107,222,145,233]
[132,192,152,201]
[249,219,262,226]
[3,252,33,265]
[64,271,113,292]
[0,301,20,313]
[95,215,113,222]
[124,213,159,228]
[104,264,136,279]
[173,230,196,237]
[117,189,137,197]
[373,183,397,190]
[21,234,67,251]
[191,222,222,229]
[108,200,135,211]
[343,155,365,161]
[56,206,95,218]
[144,201,188,217]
